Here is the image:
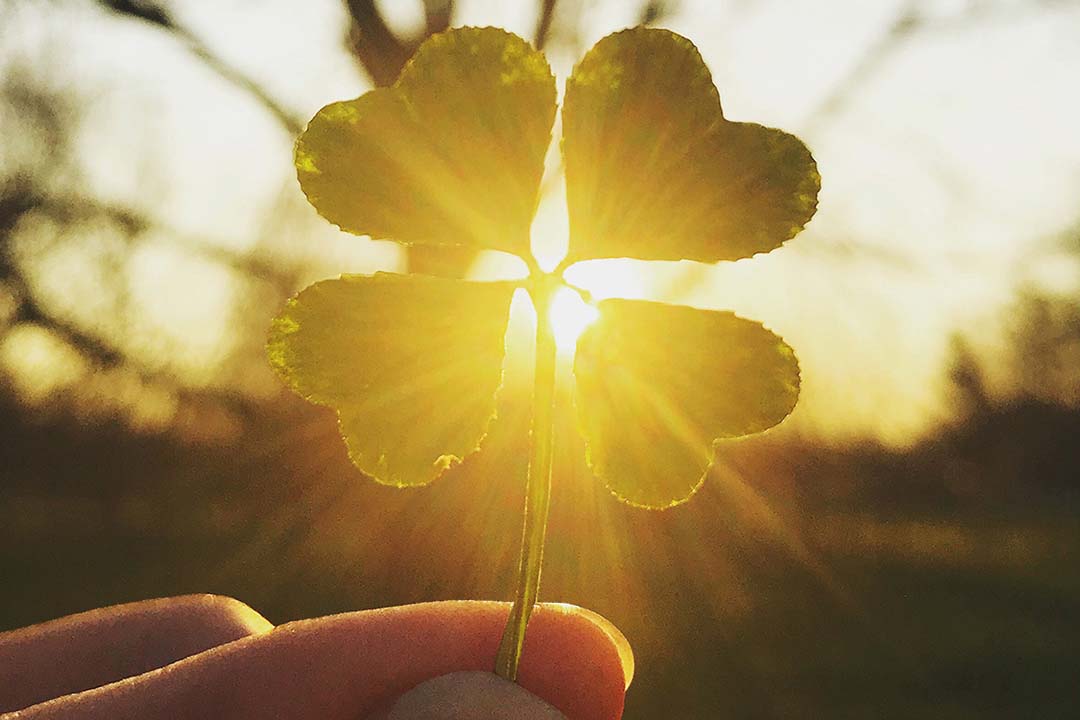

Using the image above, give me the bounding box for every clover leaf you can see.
[564,28,819,263]
[575,300,800,509]
[295,27,555,256]
[268,273,515,486]
[270,25,819,681]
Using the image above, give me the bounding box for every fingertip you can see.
[539,604,635,689]
[186,594,276,635]
[515,603,634,720]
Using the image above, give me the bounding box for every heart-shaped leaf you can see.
[561,27,820,264]
[574,299,799,508]
[268,273,516,486]
[296,27,556,257]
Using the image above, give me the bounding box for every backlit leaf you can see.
[562,27,819,264]
[268,273,515,486]
[296,27,556,257]
[574,299,799,508]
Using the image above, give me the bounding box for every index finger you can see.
[12,601,633,720]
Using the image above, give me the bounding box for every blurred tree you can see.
[947,336,991,421]
[1006,290,1080,408]
[0,0,684,435]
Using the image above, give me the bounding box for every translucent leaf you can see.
[268,273,515,486]
[562,27,820,264]
[296,27,556,257]
[574,299,799,508]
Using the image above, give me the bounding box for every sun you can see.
[548,286,598,353]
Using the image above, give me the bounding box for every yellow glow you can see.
[549,286,598,353]
[0,324,88,405]
[563,259,650,301]
[530,175,570,272]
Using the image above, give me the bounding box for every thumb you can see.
[382,671,567,719]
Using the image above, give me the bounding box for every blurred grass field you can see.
[3,391,1076,719]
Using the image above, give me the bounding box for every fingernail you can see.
[385,671,567,719]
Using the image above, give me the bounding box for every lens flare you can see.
[549,286,598,353]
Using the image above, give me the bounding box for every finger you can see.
[515,603,634,718]
[13,601,632,720]
[0,595,272,714]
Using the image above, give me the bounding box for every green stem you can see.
[495,279,558,681]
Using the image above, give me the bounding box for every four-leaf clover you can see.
[270,26,817,507]
[268,24,819,678]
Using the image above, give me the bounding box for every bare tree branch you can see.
[804,0,1069,134]
[640,0,676,26]
[343,0,454,86]
[802,1,919,136]
[339,1,479,278]
[344,0,417,87]
[99,0,303,134]
[535,0,557,49]
[422,0,453,39]
[1,182,300,367]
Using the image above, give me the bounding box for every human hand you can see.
[0,595,633,719]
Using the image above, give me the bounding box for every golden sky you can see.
[2,0,1079,445]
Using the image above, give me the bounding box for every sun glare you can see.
[563,258,651,301]
[549,286,598,353]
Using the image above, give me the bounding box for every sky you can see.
[2,0,1079,445]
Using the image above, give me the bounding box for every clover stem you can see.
[495,279,558,681]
